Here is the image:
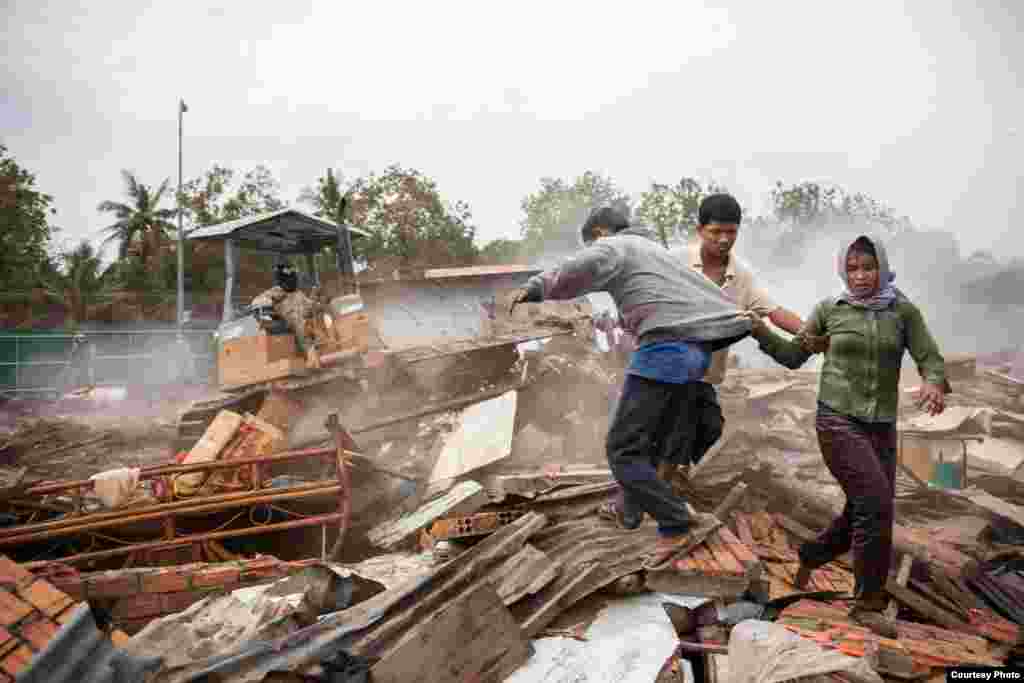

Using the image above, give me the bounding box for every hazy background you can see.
[3,0,1021,256]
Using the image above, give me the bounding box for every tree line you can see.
[0,143,982,328]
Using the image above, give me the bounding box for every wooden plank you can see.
[490,544,561,606]
[427,391,517,485]
[907,578,968,618]
[175,410,244,495]
[748,512,776,540]
[519,565,598,637]
[481,468,612,503]
[733,513,757,547]
[719,526,759,570]
[371,583,530,683]
[952,487,1024,529]
[773,513,818,543]
[885,555,914,619]
[712,482,748,520]
[886,580,971,632]
[368,481,488,550]
[674,552,701,574]
[705,530,745,576]
[692,545,720,576]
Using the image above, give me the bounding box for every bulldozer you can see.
[174,208,579,453]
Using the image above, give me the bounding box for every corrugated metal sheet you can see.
[19,605,163,683]
[187,208,369,253]
[423,265,541,279]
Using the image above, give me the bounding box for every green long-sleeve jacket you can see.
[755,294,946,423]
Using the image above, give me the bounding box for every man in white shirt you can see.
[662,194,804,483]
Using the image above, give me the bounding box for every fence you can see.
[0,330,216,398]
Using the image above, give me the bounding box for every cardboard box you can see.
[218,333,304,389]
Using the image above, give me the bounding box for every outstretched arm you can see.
[513,243,623,310]
[750,302,826,370]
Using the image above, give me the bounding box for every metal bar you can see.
[326,414,352,561]
[0,331,216,338]
[5,477,337,537]
[223,238,236,324]
[177,98,185,336]
[23,446,338,496]
[0,482,342,546]
[0,361,70,367]
[22,511,345,569]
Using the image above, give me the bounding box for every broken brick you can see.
[0,645,33,677]
[0,558,31,589]
[111,593,162,620]
[140,568,191,594]
[19,617,59,651]
[86,571,142,599]
[47,577,84,603]
[17,579,74,618]
[0,591,33,627]
[0,628,15,659]
[191,565,240,589]
[239,558,283,582]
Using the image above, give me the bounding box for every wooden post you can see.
[885,554,913,619]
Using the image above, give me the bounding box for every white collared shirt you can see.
[673,242,778,384]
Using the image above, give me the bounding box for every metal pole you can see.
[176,99,185,337]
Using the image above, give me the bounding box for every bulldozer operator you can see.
[251,263,320,360]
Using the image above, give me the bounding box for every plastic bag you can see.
[728,620,882,683]
[90,467,141,509]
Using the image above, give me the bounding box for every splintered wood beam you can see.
[885,555,914,620]
[885,579,971,632]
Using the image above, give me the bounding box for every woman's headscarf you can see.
[836,235,900,311]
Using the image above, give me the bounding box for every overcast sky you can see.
[3,0,1021,261]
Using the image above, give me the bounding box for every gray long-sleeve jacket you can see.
[524,228,752,347]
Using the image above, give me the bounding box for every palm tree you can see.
[41,240,115,328]
[98,170,176,268]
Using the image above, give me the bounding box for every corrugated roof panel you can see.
[423,265,541,279]
[187,208,370,246]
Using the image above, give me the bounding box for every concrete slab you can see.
[508,592,706,683]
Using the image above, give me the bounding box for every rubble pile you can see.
[4,301,1024,681]
[0,416,175,483]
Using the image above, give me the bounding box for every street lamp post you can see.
[177,98,187,337]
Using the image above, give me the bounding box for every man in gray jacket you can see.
[511,207,752,564]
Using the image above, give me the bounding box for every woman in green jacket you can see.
[748,235,947,637]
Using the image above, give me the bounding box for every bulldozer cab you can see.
[187,208,372,390]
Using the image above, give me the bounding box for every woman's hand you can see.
[797,332,830,354]
[917,382,946,416]
[742,311,769,338]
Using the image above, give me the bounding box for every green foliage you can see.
[767,181,914,266]
[771,181,910,232]
[299,168,347,223]
[341,164,478,268]
[478,238,524,265]
[97,170,176,267]
[519,171,630,259]
[0,145,58,290]
[40,240,116,328]
[635,177,727,247]
[178,164,286,228]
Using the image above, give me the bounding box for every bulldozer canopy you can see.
[187,208,369,255]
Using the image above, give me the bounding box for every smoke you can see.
[737,224,1024,361]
